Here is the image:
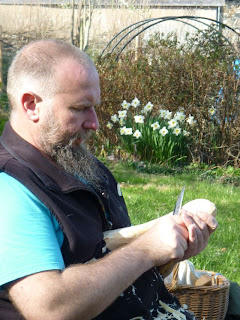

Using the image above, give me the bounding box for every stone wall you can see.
[0,5,220,47]
[223,1,240,33]
[0,2,239,84]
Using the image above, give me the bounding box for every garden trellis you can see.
[100,16,240,60]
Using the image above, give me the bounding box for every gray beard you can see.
[52,142,102,191]
[38,116,103,191]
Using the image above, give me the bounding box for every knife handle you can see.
[158,259,176,277]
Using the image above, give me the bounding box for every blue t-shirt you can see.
[0,172,65,288]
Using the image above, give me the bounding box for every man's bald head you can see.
[7,39,96,111]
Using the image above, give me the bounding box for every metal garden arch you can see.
[100,16,240,61]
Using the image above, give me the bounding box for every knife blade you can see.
[173,186,185,215]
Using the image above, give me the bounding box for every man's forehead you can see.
[56,58,97,76]
[57,63,98,87]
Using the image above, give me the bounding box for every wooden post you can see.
[0,25,3,92]
[71,0,75,44]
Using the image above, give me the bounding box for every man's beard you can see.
[38,113,103,191]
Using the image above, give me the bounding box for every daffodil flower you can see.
[111,114,119,123]
[173,127,181,136]
[118,110,127,118]
[133,130,142,138]
[164,110,172,120]
[159,109,168,118]
[120,126,127,135]
[151,121,160,130]
[121,100,130,110]
[168,119,178,129]
[125,127,133,135]
[187,115,196,126]
[159,126,168,136]
[119,118,125,126]
[208,106,216,116]
[106,122,113,129]
[131,98,140,108]
[143,102,153,112]
[134,115,145,123]
[175,111,186,122]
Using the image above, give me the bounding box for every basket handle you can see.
[168,262,182,293]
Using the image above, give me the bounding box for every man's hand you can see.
[132,209,218,268]
[132,215,189,267]
[180,209,218,261]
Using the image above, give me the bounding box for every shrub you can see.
[95,27,240,167]
[0,91,9,135]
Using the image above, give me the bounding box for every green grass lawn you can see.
[107,161,240,284]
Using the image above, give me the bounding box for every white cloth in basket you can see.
[164,260,211,285]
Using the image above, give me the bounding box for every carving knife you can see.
[173,186,185,215]
[158,186,185,276]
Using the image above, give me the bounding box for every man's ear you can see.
[21,92,41,122]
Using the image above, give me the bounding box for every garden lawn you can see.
[107,162,240,284]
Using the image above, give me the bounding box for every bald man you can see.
[0,40,217,320]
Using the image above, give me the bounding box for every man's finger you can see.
[194,211,218,230]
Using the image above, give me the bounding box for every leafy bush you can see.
[0,116,7,135]
[0,90,9,134]
[95,26,240,167]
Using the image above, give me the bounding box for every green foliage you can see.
[95,26,240,167]
[0,91,9,110]
[0,90,9,134]
[0,116,8,135]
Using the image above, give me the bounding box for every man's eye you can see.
[70,107,81,112]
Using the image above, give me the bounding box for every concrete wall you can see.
[0,5,222,53]
[0,3,239,58]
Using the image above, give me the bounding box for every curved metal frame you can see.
[100,16,240,60]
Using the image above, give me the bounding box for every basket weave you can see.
[166,264,230,320]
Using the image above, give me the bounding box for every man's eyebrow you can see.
[69,100,101,108]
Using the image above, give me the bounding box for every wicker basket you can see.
[166,264,230,320]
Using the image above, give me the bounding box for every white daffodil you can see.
[131,98,140,108]
[159,109,168,118]
[164,110,172,120]
[118,110,127,119]
[120,126,127,135]
[143,102,153,112]
[159,126,168,136]
[151,121,160,131]
[121,100,130,110]
[134,115,145,123]
[111,114,119,123]
[175,111,186,122]
[183,130,190,136]
[119,118,125,126]
[106,122,113,129]
[208,106,216,116]
[168,118,178,129]
[186,114,196,126]
[133,130,142,138]
[125,127,133,135]
[173,127,182,136]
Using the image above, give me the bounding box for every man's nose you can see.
[82,107,99,131]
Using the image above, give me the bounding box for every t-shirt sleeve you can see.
[0,173,65,287]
